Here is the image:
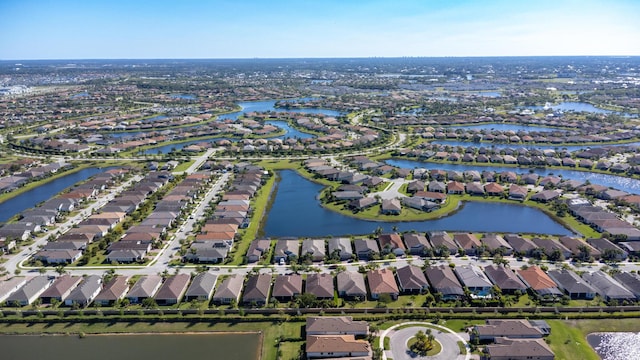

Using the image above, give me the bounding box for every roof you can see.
[336,272,367,297]
[213,274,244,301]
[272,274,303,298]
[127,275,163,298]
[306,273,334,298]
[306,335,370,354]
[378,233,405,250]
[485,338,554,358]
[454,265,492,289]
[547,269,597,295]
[243,273,271,302]
[396,265,428,290]
[582,271,635,300]
[476,319,544,338]
[94,276,130,302]
[483,265,527,292]
[367,268,399,295]
[425,265,464,296]
[65,275,102,303]
[154,274,191,301]
[517,266,559,293]
[39,275,82,299]
[7,276,52,303]
[185,272,217,299]
[453,233,481,249]
[306,316,369,334]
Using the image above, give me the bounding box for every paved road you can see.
[381,322,471,360]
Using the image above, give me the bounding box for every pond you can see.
[528,102,637,117]
[262,170,572,238]
[445,123,563,133]
[0,333,260,360]
[0,167,109,223]
[218,100,342,121]
[266,120,315,140]
[587,332,640,360]
[385,159,640,195]
[429,139,640,152]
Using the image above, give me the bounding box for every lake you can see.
[262,170,572,237]
[218,100,342,121]
[0,167,108,223]
[587,332,640,360]
[429,140,640,151]
[528,101,637,117]
[0,333,260,360]
[266,120,315,140]
[445,123,562,133]
[385,159,640,195]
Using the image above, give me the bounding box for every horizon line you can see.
[2,55,640,62]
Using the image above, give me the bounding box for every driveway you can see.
[380,322,471,360]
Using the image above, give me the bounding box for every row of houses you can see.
[305,316,372,359]
[185,164,266,263]
[32,170,172,265]
[568,198,640,240]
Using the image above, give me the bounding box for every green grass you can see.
[457,341,467,355]
[173,160,194,173]
[547,320,600,360]
[407,336,442,356]
[278,340,304,360]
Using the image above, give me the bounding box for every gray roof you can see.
[425,265,464,296]
[94,276,130,303]
[454,265,492,289]
[154,274,191,302]
[483,265,527,292]
[127,275,163,299]
[547,269,597,295]
[396,265,428,291]
[328,237,353,257]
[65,275,102,303]
[336,272,367,298]
[6,276,52,304]
[582,271,635,300]
[613,272,640,298]
[185,272,217,299]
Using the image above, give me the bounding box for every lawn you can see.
[547,320,600,360]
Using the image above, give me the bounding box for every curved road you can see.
[380,322,471,360]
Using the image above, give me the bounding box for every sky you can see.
[1,0,639,60]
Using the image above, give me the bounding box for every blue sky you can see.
[1,0,639,59]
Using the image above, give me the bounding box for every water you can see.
[143,115,168,123]
[262,170,572,237]
[466,91,501,98]
[169,94,196,100]
[70,92,89,99]
[429,140,640,152]
[0,333,260,360]
[0,167,108,223]
[218,100,342,121]
[266,120,315,140]
[446,124,562,133]
[141,138,233,155]
[528,102,636,117]
[385,159,640,195]
[588,332,640,360]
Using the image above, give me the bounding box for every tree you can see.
[409,329,435,355]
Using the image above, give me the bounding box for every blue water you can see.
[446,124,563,132]
[528,102,636,117]
[170,94,196,100]
[385,159,640,195]
[262,170,572,237]
[218,100,342,121]
[429,140,640,151]
[0,167,110,223]
[70,92,89,99]
[466,91,501,98]
[142,138,232,155]
[266,121,315,140]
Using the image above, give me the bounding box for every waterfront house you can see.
[367,268,399,300]
[482,337,554,360]
[273,239,300,264]
[558,236,601,260]
[613,272,640,299]
[424,265,464,300]
[272,274,302,302]
[242,273,271,306]
[481,234,513,255]
[184,272,217,302]
[64,275,102,307]
[39,275,82,304]
[396,265,429,294]
[380,198,401,215]
[587,238,628,260]
[301,239,327,262]
[473,319,545,342]
[336,271,367,300]
[126,275,163,304]
[93,276,130,306]
[531,238,572,259]
[154,274,191,305]
[246,239,271,263]
[428,231,459,255]
[212,274,244,305]
[6,276,53,306]
[378,233,405,256]
[504,234,537,257]
[403,233,431,255]
[353,239,380,260]
[328,237,353,261]
[483,265,527,294]
[0,277,29,303]
[454,233,482,255]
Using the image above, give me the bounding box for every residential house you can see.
[327,237,353,261]
[582,271,636,302]
[242,273,271,306]
[273,239,300,264]
[154,274,191,305]
[428,231,459,255]
[336,271,367,300]
[184,272,217,302]
[473,319,545,342]
[483,265,527,294]
[454,233,482,255]
[353,239,380,260]
[6,276,53,306]
[482,337,555,360]
[396,265,429,294]
[613,272,640,300]
[558,236,601,260]
[424,265,464,300]
[212,274,244,305]
[93,276,130,306]
[126,275,163,304]
[39,275,82,304]
[517,266,562,301]
[504,234,538,257]
[246,239,271,263]
[403,233,431,256]
[367,268,399,300]
[306,335,371,359]
[380,198,402,215]
[378,233,405,256]
[301,239,327,262]
[305,273,335,300]
[531,238,572,260]
[455,265,493,298]
[64,275,102,307]
[272,274,303,302]
[548,269,597,300]
[0,277,29,303]
[481,234,513,255]
[306,316,369,336]
[587,238,628,260]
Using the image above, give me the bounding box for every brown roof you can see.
[367,268,399,295]
[272,274,302,298]
[154,274,191,301]
[306,335,370,354]
[517,266,557,290]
